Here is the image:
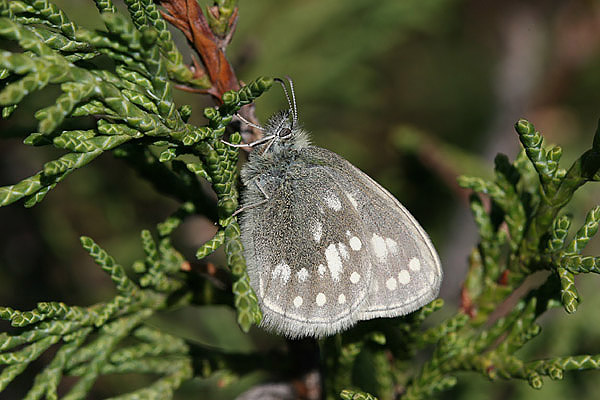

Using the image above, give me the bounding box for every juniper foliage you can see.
[0,1,599,400]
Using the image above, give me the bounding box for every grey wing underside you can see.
[240,162,373,338]
[240,146,442,338]
[312,147,442,320]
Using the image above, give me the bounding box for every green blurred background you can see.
[1,0,600,399]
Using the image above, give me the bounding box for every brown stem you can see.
[158,0,240,101]
[460,285,476,318]
[158,1,263,143]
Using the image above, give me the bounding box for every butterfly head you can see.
[258,109,309,154]
[250,77,310,155]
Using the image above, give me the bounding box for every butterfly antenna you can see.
[235,113,264,131]
[274,77,295,127]
[284,75,298,127]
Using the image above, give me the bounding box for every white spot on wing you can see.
[317,264,326,276]
[398,270,411,285]
[371,233,388,261]
[386,238,398,254]
[293,296,303,308]
[324,193,342,211]
[338,243,349,259]
[349,236,362,251]
[325,243,343,281]
[428,269,435,283]
[345,192,358,209]
[386,277,397,291]
[338,293,346,304]
[312,220,323,243]
[350,271,361,284]
[297,268,309,282]
[409,257,421,271]
[316,292,326,306]
[272,262,291,283]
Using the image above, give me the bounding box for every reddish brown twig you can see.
[460,285,476,318]
[158,0,240,101]
[158,1,264,143]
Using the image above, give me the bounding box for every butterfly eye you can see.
[279,127,292,138]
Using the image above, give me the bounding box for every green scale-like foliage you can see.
[0,0,273,398]
[1,1,600,400]
[318,118,599,400]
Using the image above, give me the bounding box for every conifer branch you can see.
[2,2,600,399]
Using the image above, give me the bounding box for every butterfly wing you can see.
[240,146,442,338]
[240,154,374,338]
[304,147,443,321]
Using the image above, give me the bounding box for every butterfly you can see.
[229,78,442,338]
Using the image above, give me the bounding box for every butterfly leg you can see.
[233,177,270,216]
[221,134,275,149]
